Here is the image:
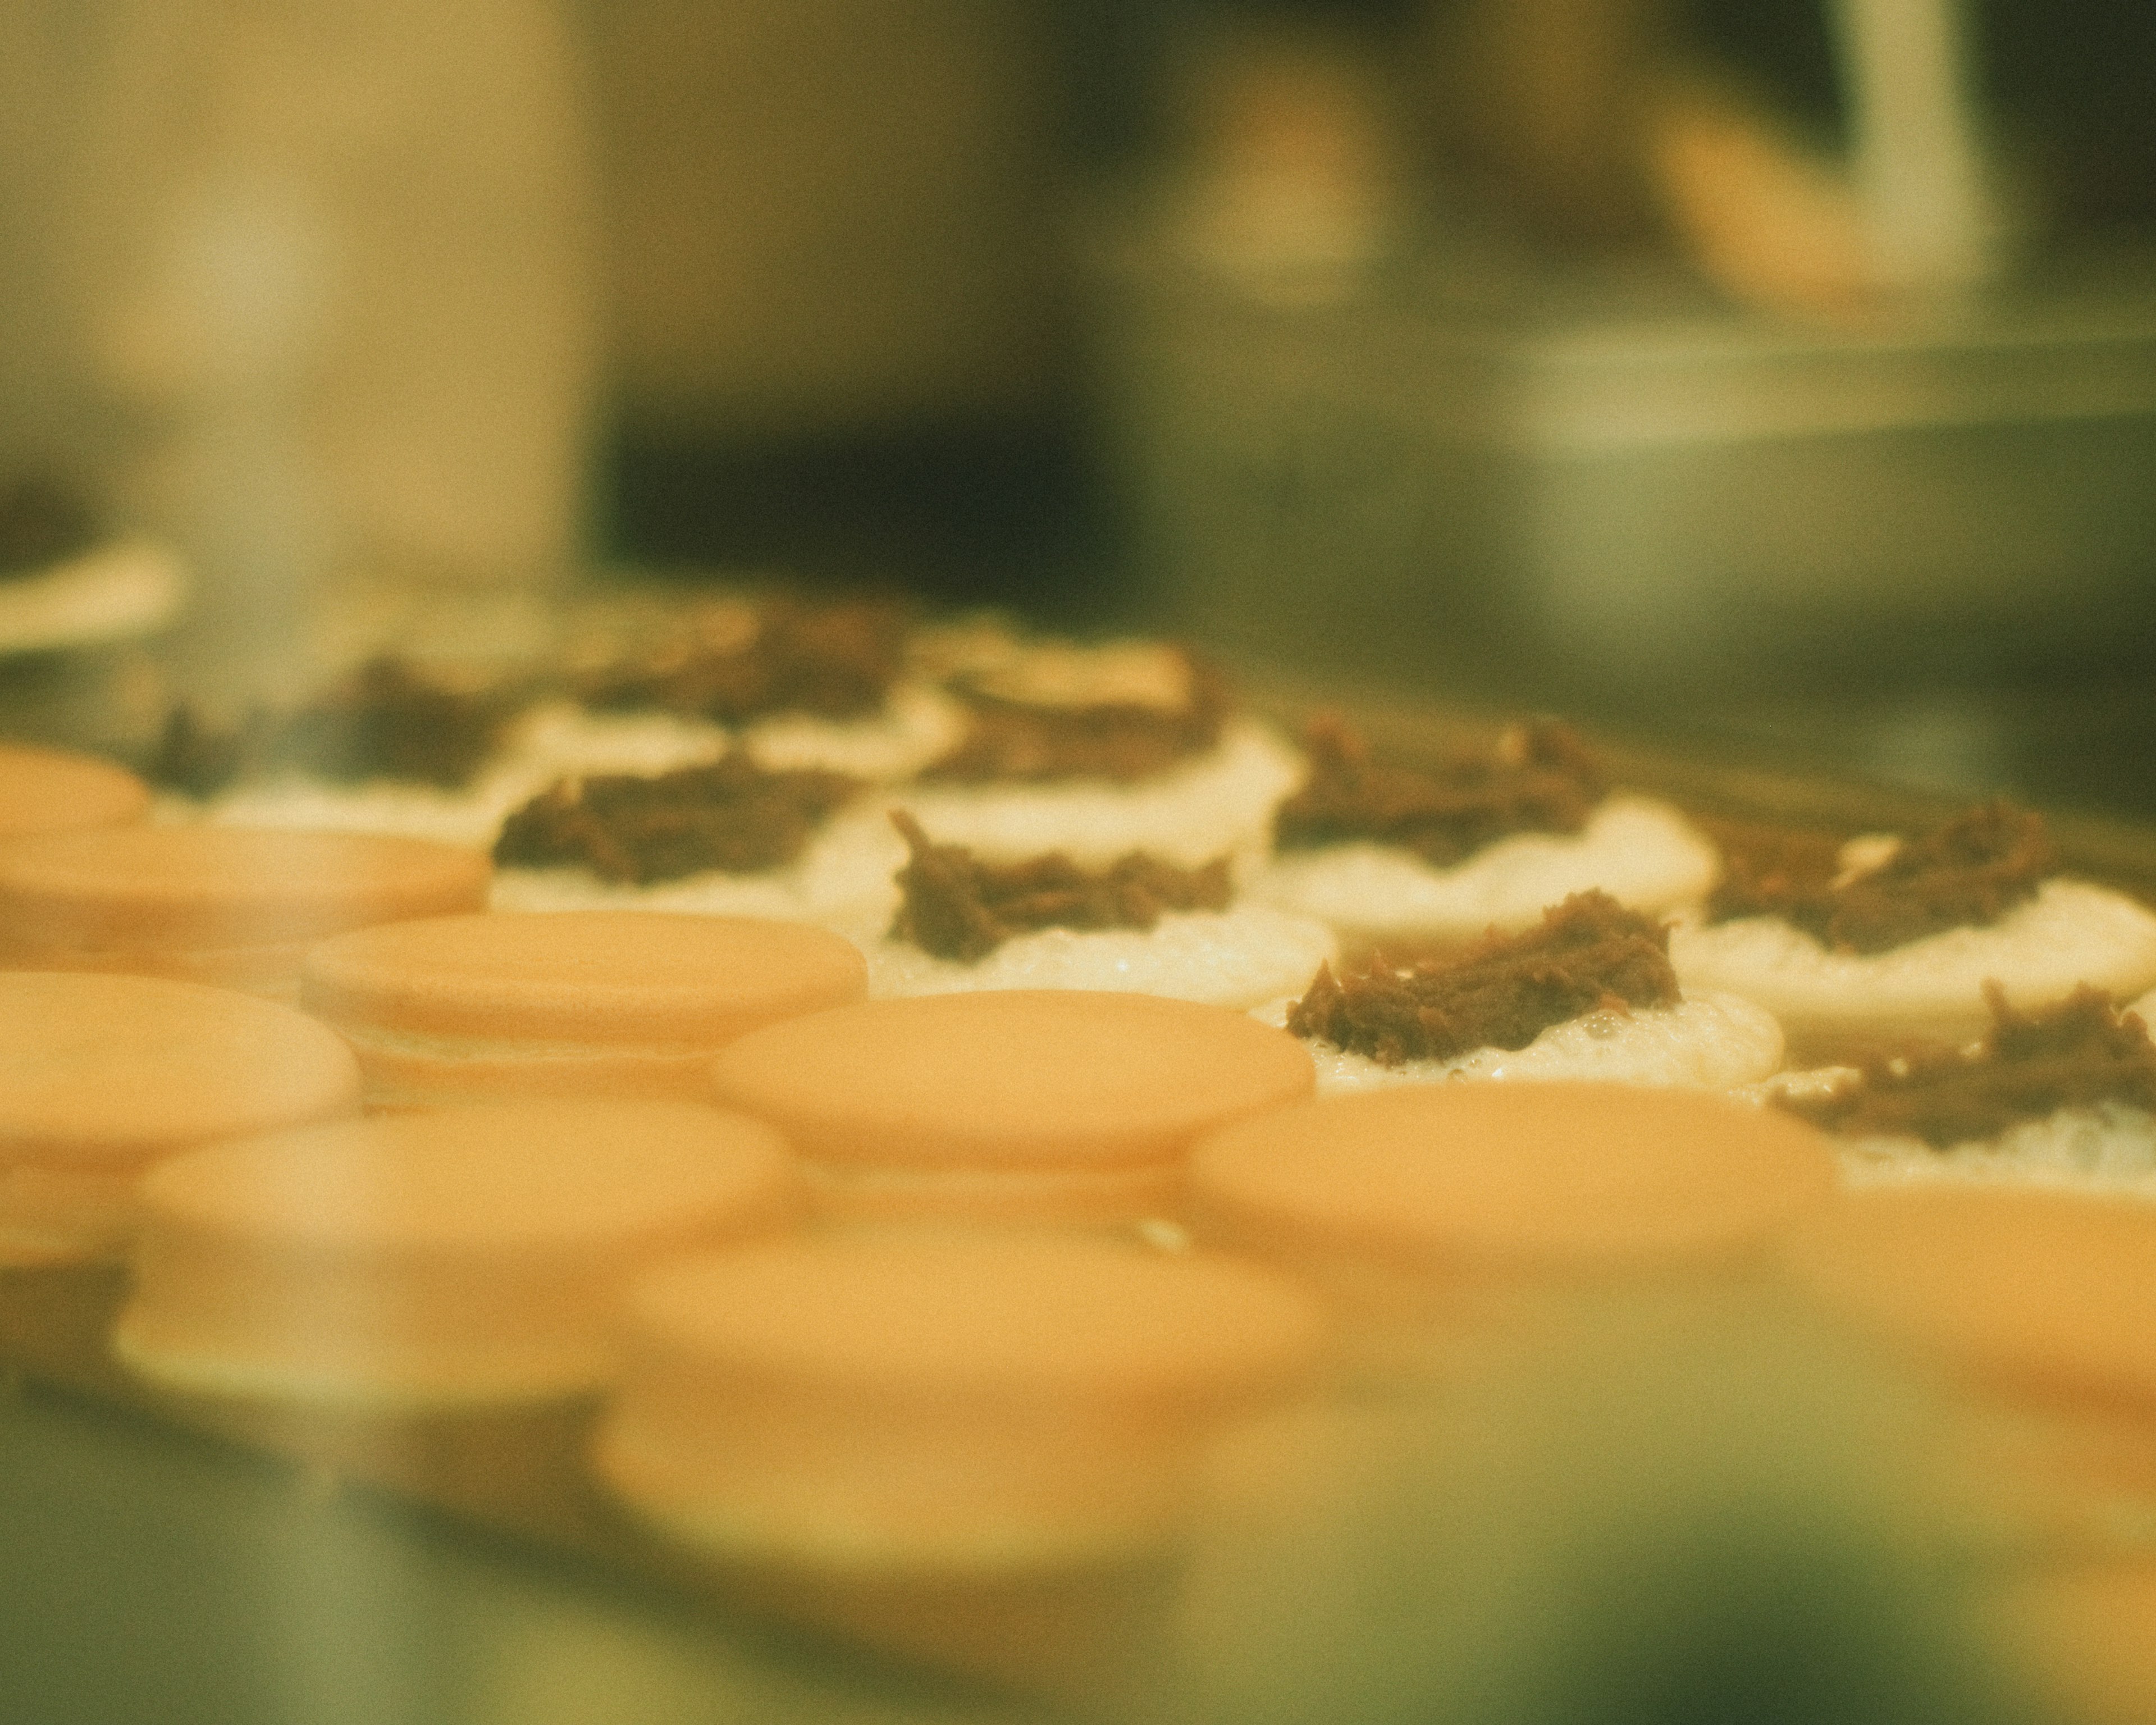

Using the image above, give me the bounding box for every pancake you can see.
[595,1233,1328,1573]
[186,696,688,850]
[1255,888,1782,1093]
[188,686,938,852]
[0,743,149,838]
[858,902,1336,1010]
[1669,879,2156,1058]
[1188,1084,1837,1382]
[0,825,490,1000]
[115,1100,800,1408]
[890,717,1304,873]
[0,971,361,1265]
[709,991,1315,1225]
[1251,793,1719,951]
[1779,1188,2156,1554]
[1780,1188,2156,1406]
[734,681,967,782]
[303,910,868,1108]
[1761,988,2156,1198]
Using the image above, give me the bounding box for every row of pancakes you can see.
[2,610,2155,1703]
[140,613,2156,1178]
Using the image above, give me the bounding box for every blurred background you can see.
[1,0,2153,811]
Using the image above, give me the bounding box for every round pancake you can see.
[1251,794,1719,944]
[1260,991,1784,1095]
[622,1234,1325,1409]
[304,910,866,1046]
[596,1234,1327,1572]
[709,991,1314,1174]
[0,970,363,1264]
[0,825,490,950]
[1668,879,2156,1054]
[0,971,360,1170]
[0,743,149,838]
[116,1100,800,1407]
[858,903,1336,1012]
[1778,1186,2156,1408]
[1190,1083,1838,1271]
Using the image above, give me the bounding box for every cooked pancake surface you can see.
[0,743,149,838]
[304,910,866,1045]
[0,971,359,1166]
[623,1234,1326,1407]
[138,1102,793,1248]
[1778,1187,2156,1405]
[709,991,1314,1173]
[1191,1084,1838,1268]
[118,1100,800,1405]
[597,1234,1328,1572]
[0,825,490,948]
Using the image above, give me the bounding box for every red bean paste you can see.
[1777,984,2156,1148]
[581,595,909,723]
[922,651,1230,784]
[494,752,863,884]
[0,474,95,577]
[1286,889,1680,1066]
[1706,801,2056,955]
[147,658,520,795]
[1272,715,1607,868]
[887,810,1232,962]
[277,658,521,786]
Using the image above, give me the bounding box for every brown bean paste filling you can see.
[1706,801,2056,955]
[581,596,910,723]
[922,651,1229,784]
[1272,715,1607,868]
[1287,889,1680,1066]
[1777,984,2156,1148]
[148,658,522,795]
[888,810,1231,962]
[494,752,862,884]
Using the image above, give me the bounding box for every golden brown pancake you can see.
[303,910,866,1107]
[709,990,1315,1225]
[0,970,362,1264]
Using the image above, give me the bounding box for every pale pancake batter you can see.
[853,901,1336,1011]
[890,718,1305,873]
[1253,793,1719,949]
[1670,879,2156,1056]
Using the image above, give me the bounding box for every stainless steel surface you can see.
[1099,224,2156,700]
